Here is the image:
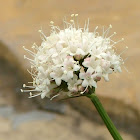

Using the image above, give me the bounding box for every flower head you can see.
[21,14,126,99]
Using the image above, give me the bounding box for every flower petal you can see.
[82,79,88,87]
[89,79,97,88]
[79,72,85,79]
[67,71,73,79]
[103,74,109,81]
[73,65,80,71]
[55,78,61,86]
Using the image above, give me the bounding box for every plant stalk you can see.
[87,93,123,140]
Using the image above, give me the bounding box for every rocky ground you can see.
[0,106,137,140]
[0,0,140,139]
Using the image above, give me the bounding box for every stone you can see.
[0,106,14,118]
[0,105,137,140]
[11,111,55,129]
[42,100,67,114]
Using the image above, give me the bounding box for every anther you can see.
[108,32,117,38]
[20,89,23,92]
[109,24,112,28]
[71,14,74,17]
[23,84,26,88]
[95,26,98,29]
[29,92,32,96]
[70,20,74,23]
[50,21,54,24]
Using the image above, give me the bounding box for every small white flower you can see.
[50,67,64,86]
[83,56,100,73]
[21,14,126,99]
[62,56,80,80]
[68,74,82,92]
[79,68,97,88]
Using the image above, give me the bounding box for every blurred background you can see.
[0,0,140,140]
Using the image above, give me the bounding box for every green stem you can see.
[87,93,123,140]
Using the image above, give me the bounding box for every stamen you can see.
[84,20,87,31]
[27,69,37,77]
[50,93,60,100]
[94,26,98,35]
[72,19,76,29]
[63,18,66,30]
[109,24,112,28]
[24,55,34,62]
[80,86,88,94]
[123,66,130,73]
[108,32,117,38]
[28,93,42,98]
[23,84,35,88]
[64,16,68,28]
[50,21,54,24]
[115,38,124,44]
[30,62,37,69]
[23,84,26,88]
[70,20,74,23]
[63,21,72,27]
[38,29,47,40]
[55,26,61,31]
[102,26,105,38]
[22,89,39,92]
[20,89,23,92]
[104,24,112,38]
[30,92,32,96]
[119,46,128,56]
[32,43,39,51]
[111,38,124,47]
[86,18,90,32]
[75,14,79,29]
[71,14,74,17]
[23,46,35,56]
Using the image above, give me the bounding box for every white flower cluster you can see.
[21,14,126,99]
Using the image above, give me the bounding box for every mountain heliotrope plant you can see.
[21,14,127,140]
